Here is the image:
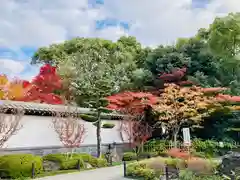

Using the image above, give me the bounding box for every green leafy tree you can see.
[32,36,144,67]
[58,50,131,157]
[208,13,240,57]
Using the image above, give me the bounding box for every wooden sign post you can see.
[183,128,191,153]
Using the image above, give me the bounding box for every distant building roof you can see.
[0,100,123,118]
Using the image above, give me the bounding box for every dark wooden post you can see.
[123,161,127,177]
[31,162,35,179]
[165,166,169,180]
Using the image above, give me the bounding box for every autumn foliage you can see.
[106,66,240,147]
[120,118,152,151]
[107,91,158,114]
[159,67,194,86]
[167,148,191,160]
[153,83,224,122]
[0,64,63,104]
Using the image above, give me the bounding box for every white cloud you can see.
[0,0,240,47]
[0,0,240,80]
[100,0,240,46]
[0,59,25,75]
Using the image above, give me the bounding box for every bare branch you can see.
[52,106,86,148]
[0,107,24,147]
[119,114,152,150]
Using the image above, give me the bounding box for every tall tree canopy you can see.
[32,36,146,67]
[208,13,240,58]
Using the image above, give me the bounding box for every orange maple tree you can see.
[0,64,63,104]
[107,67,240,149]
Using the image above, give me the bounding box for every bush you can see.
[167,148,190,159]
[127,162,157,180]
[186,158,218,175]
[73,153,99,167]
[43,153,108,169]
[122,152,137,161]
[79,114,97,122]
[138,152,158,159]
[158,151,169,157]
[43,153,85,170]
[102,123,115,129]
[191,151,207,159]
[146,158,165,175]
[144,139,169,153]
[179,170,223,180]
[71,153,108,168]
[192,139,236,157]
[0,154,43,179]
[96,158,108,167]
[165,157,186,169]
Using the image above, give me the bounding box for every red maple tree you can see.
[107,91,158,114]
[17,64,63,104]
[120,117,152,152]
[159,67,194,86]
[216,94,240,103]
[107,92,156,153]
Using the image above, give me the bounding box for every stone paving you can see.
[36,165,133,180]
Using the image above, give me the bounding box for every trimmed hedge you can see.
[122,152,137,161]
[43,153,107,168]
[102,123,115,129]
[0,153,108,179]
[122,152,159,161]
[0,154,43,179]
[126,163,157,180]
[43,153,85,170]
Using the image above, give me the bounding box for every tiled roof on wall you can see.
[0,100,123,118]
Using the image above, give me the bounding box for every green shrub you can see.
[96,158,108,167]
[102,123,115,129]
[73,153,98,167]
[179,170,223,180]
[127,162,157,180]
[43,153,85,170]
[138,152,158,159]
[191,151,206,159]
[0,154,43,179]
[144,139,171,153]
[158,151,168,157]
[79,114,97,122]
[165,158,186,169]
[72,153,107,168]
[192,139,236,157]
[122,152,137,161]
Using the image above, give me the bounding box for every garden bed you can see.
[126,157,222,180]
[0,153,109,179]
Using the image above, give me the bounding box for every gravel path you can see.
[36,165,133,180]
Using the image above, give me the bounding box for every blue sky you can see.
[0,0,237,81]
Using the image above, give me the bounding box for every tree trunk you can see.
[96,110,102,158]
[173,126,180,148]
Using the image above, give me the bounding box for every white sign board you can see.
[182,128,191,146]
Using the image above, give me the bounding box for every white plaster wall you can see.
[2,115,125,148]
